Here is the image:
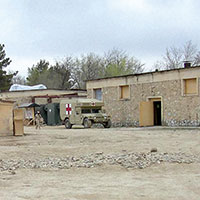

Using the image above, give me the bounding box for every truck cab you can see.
[60,99,111,129]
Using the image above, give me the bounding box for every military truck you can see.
[60,99,111,129]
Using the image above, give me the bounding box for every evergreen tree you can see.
[0,44,15,91]
[26,59,49,85]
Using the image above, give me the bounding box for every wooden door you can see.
[139,101,154,126]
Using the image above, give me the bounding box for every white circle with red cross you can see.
[66,104,72,115]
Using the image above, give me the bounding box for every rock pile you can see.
[0,152,199,172]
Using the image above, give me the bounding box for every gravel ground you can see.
[1,152,200,172]
[0,126,200,200]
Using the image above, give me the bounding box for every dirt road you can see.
[0,126,200,199]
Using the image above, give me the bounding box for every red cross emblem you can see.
[66,104,72,115]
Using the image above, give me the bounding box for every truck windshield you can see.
[92,109,101,113]
[81,108,101,114]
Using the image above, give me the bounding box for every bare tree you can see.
[153,41,199,70]
[183,40,197,61]
[12,74,26,85]
[103,49,144,77]
[164,46,183,69]
[72,53,104,89]
[194,51,200,66]
[71,49,144,89]
[24,50,144,90]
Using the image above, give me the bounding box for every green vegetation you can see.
[0,44,17,91]
[26,49,144,89]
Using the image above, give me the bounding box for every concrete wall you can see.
[87,67,200,127]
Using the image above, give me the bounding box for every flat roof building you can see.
[0,89,87,105]
[87,66,200,127]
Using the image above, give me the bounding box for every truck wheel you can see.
[83,118,92,128]
[65,119,72,129]
[103,119,111,128]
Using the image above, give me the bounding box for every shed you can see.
[44,103,61,126]
[18,103,40,126]
[0,100,14,136]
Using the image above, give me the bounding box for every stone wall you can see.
[87,78,200,127]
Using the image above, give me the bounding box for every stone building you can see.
[87,66,200,127]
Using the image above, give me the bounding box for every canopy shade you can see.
[18,103,40,108]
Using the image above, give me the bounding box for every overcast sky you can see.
[1,0,200,76]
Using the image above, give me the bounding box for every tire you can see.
[103,119,111,128]
[83,118,92,128]
[65,119,72,129]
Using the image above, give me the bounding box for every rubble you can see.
[0,152,199,172]
[150,148,158,153]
